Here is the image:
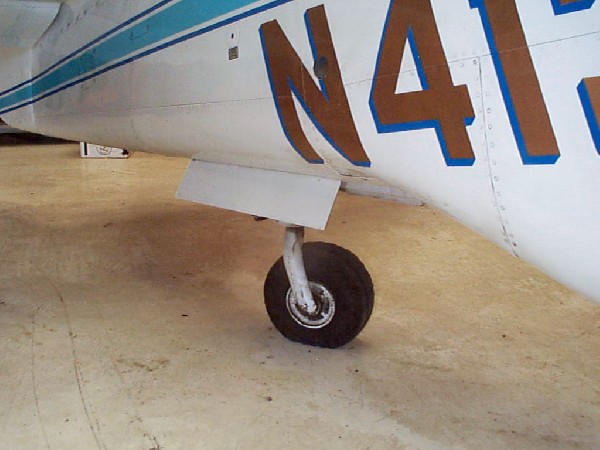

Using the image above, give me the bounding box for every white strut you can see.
[283,226,317,315]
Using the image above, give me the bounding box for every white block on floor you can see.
[80,142,130,158]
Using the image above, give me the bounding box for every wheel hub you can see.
[286,282,336,329]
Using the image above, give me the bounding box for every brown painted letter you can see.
[260,5,370,167]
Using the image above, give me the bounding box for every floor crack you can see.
[48,279,106,450]
[31,306,51,450]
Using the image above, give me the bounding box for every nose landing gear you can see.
[264,226,374,348]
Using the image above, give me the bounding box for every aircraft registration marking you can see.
[0,0,597,167]
[261,0,598,167]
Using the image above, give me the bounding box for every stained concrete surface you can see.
[0,144,598,450]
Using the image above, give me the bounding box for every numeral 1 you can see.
[470,0,561,164]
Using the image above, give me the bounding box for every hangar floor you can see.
[0,144,598,450]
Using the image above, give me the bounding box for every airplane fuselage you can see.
[1,0,599,302]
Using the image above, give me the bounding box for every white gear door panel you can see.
[177,160,341,230]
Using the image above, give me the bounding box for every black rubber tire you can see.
[264,242,374,348]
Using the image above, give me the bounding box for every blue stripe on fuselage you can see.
[0,0,285,114]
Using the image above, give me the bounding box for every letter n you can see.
[260,5,371,167]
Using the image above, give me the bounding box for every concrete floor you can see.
[0,144,598,450]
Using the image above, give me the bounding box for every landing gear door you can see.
[177,160,341,230]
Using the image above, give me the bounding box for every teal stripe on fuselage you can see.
[0,0,261,112]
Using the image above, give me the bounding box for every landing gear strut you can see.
[264,226,374,348]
